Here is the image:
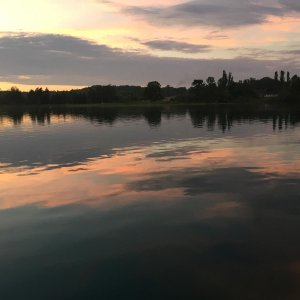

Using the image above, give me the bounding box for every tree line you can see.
[0,70,300,105]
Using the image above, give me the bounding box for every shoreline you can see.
[0,99,297,108]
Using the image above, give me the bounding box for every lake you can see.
[0,104,300,300]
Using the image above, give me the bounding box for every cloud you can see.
[204,31,229,40]
[287,49,300,55]
[141,39,211,53]
[226,47,300,61]
[279,0,300,12]
[124,0,284,28]
[0,33,299,87]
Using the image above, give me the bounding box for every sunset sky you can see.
[1,0,300,90]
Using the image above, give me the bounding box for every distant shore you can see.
[1,71,299,105]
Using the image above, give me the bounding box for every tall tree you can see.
[280,71,285,83]
[144,81,162,101]
[228,72,234,86]
[218,70,228,88]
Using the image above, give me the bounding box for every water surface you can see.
[0,105,300,299]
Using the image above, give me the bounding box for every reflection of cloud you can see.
[290,261,300,274]
[127,167,267,195]
[1,130,299,210]
[147,148,210,165]
[127,165,300,213]
[1,178,300,299]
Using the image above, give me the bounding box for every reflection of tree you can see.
[218,112,232,132]
[188,106,300,132]
[143,108,162,127]
[5,108,24,125]
[29,109,51,125]
[189,108,206,128]
[0,105,300,131]
[88,107,119,125]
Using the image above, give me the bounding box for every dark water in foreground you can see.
[0,105,300,300]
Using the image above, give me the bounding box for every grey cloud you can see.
[287,50,300,55]
[0,33,113,57]
[0,33,299,87]
[204,31,229,40]
[279,0,300,12]
[226,47,300,61]
[142,40,211,53]
[124,0,283,28]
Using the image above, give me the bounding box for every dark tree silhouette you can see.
[144,81,163,101]
[218,70,228,88]
[1,70,300,105]
[192,80,205,89]
[280,71,285,84]
[8,87,24,104]
[87,85,118,103]
[206,77,216,87]
[228,72,234,86]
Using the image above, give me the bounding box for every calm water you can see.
[0,105,300,300]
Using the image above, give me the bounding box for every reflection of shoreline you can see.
[0,106,299,176]
[1,105,300,130]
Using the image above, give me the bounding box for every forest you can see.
[0,70,300,105]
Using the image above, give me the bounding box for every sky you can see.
[0,0,300,90]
